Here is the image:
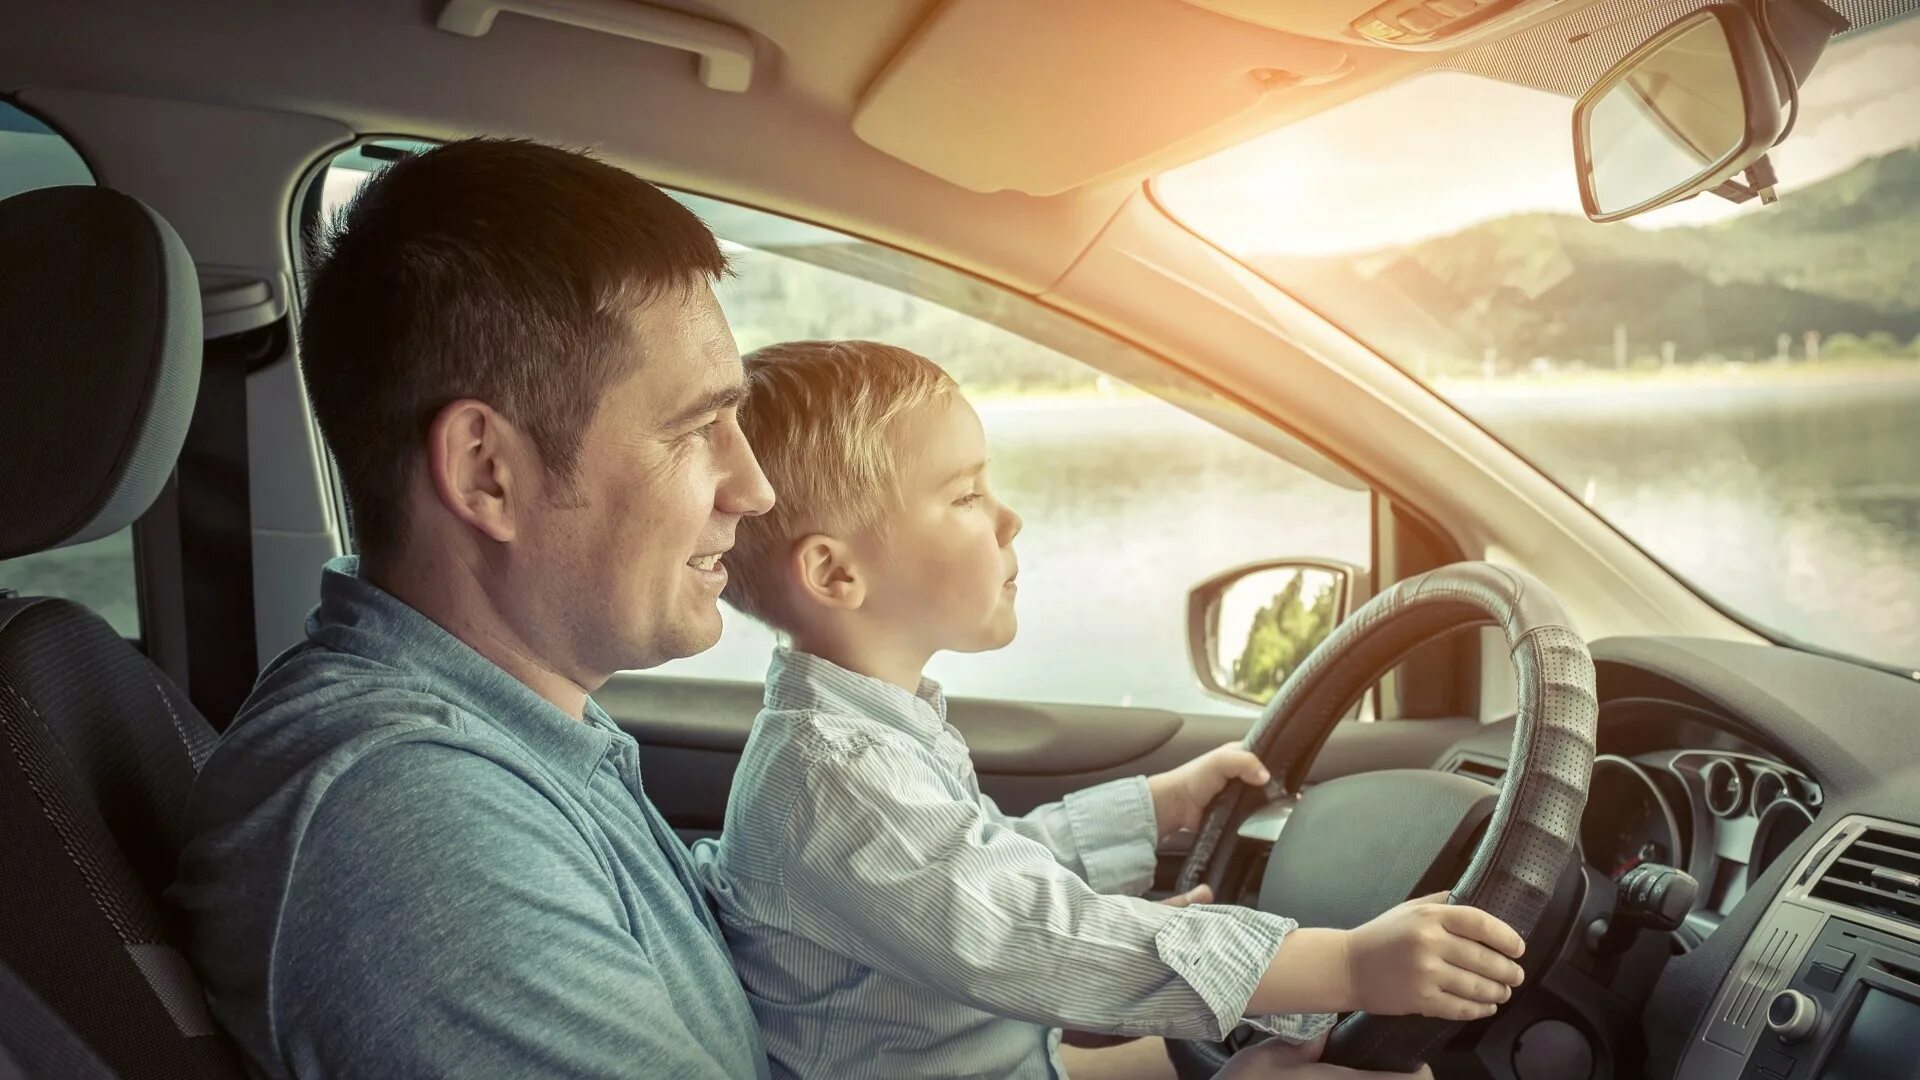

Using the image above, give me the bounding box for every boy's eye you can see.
[953,492,985,507]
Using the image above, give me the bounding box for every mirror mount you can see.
[1710,148,1781,206]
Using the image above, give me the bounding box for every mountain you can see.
[1254,145,1920,371]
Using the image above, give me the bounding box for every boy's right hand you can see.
[1343,893,1526,1021]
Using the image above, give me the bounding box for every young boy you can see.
[692,340,1526,1079]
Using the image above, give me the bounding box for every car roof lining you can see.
[2,0,1903,300]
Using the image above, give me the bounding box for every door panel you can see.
[609,674,1482,854]
[602,674,1186,774]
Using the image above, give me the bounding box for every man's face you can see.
[525,284,774,676]
[854,394,1022,656]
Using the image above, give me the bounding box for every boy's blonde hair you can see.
[724,340,956,629]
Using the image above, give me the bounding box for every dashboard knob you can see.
[1767,989,1820,1042]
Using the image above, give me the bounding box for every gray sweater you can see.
[167,557,768,1079]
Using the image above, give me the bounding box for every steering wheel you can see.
[1168,562,1598,1076]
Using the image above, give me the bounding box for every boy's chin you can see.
[948,614,1018,654]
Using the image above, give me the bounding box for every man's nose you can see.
[719,433,775,517]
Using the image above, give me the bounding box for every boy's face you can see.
[853,393,1022,655]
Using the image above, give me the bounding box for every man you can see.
[167,139,1428,1080]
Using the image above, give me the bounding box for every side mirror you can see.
[1186,559,1364,708]
[1573,3,1783,222]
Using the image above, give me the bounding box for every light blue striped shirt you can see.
[692,648,1333,1079]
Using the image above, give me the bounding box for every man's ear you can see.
[791,533,864,611]
[424,399,523,544]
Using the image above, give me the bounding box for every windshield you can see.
[1158,15,1920,674]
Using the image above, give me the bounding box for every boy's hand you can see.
[1342,893,1527,1021]
[1161,884,1213,907]
[1147,742,1270,840]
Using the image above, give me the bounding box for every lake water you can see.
[6,373,1916,714]
[657,396,1374,714]
[660,370,1920,710]
[1457,372,1920,679]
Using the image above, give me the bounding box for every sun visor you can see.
[852,0,1349,196]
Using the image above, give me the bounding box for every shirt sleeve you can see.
[777,735,1322,1041]
[975,776,1159,895]
[270,742,746,1079]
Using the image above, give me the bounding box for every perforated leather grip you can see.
[1173,562,1597,1075]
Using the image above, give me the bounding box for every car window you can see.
[1157,16,1920,675]
[0,100,141,638]
[649,196,1373,715]
[309,149,1373,715]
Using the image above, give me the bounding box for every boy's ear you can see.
[791,534,865,611]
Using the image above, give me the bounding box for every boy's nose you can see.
[999,504,1023,545]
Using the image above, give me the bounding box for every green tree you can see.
[1822,331,1869,360]
[1229,575,1339,703]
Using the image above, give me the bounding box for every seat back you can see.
[0,956,114,1080]
[0,185,247,1078]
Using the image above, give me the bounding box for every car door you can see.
[587,192,1491,892]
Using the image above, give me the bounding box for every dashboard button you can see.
[1806,963,1844,992]
[1810,944,1855,971]
[1767,989,1820,1042]
[1753,1044,1795,1077]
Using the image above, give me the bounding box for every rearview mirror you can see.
[1573,4,1783,222]
[1186,560,1363,707]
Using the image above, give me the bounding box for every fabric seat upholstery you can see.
[0,185,247,1078]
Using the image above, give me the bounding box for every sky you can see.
[1156,12,1920,256]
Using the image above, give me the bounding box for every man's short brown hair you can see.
[723,340,955,628]
[299,138,728,558]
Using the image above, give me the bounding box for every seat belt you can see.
[171,321,274,728]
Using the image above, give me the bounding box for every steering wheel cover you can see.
[1174,562,1597,1073]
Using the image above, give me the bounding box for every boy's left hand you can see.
[1147,742,1271,841]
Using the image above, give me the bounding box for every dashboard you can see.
[1581,751,1821,928]
[1424,634,1920,1080]
[1444,735,1823,939]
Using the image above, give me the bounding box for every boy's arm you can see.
[778,736,1328,1042]
[975,778,1158,895]
[973,741,1274,895]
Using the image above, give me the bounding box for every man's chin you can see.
[617,604,725,671]
[671,602,728,658]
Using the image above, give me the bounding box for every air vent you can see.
[1448,755,1506,786]
[1811,828,1920,931]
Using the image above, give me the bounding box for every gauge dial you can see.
[1702,757,1746,818]
[1582,756,1683,880]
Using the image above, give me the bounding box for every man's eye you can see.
[687,417,721,440]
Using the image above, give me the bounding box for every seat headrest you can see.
[0,186,201,560]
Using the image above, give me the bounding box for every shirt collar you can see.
[762,646,947,739]
[304,556,619,786]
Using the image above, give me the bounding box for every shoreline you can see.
[969,361,1920,412]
